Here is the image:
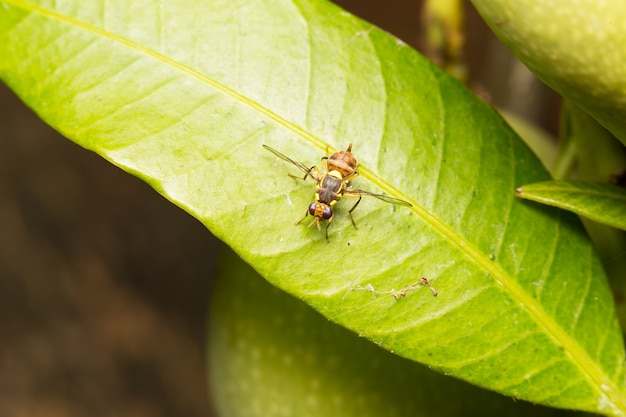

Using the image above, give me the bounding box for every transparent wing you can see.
[344,188,412,207]
[263,145,317,180]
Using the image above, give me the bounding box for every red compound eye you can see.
[308,203,333,220]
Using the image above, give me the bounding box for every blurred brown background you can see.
[0,1,558,416]
[0,82,221,416]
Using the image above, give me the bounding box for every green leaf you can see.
[1,0,625,414]
[554,102,626,331]
[516,181,626,231]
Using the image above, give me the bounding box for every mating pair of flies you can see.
[263,143,412,242]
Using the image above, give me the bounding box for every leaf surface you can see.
[517,181,626,231]
[0,0,624,413]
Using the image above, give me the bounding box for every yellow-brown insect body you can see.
[325,144,358,180]
[307,144,356,232]
[262,143,412,242]
[316,171,345,206]
[306,170,345,232]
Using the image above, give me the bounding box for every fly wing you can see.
[263,145,317,180]
[344,187,412,207]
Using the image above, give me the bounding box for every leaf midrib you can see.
[9,0,625,411]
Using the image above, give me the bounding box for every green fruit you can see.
[471,0,626,145]
[208,249,562,416]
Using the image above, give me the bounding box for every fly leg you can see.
[288,165,318,181]
[321,157,329,175]
[324,216,334,243]
[347,196,362,229]
[295,209,309,226]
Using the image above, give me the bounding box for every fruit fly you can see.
[263,144,412,241]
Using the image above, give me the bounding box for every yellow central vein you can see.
[358,172,625,413]
[9,1,625,412]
